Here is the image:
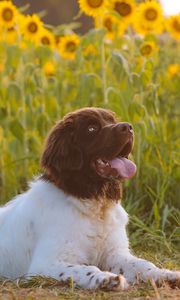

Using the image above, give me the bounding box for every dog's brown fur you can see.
[41,107,133,201]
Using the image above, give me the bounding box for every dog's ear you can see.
[41,119,83,173]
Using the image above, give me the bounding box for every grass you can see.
[0,221,179,300]
[1,282,180,300]
[0,251,179,300]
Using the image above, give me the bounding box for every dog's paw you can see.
[89,271,129,291]
[163,271,180,289]
[153,270,180,289]
[99,274,129,291]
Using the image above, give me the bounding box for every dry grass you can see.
[0,260,180,300]
[0,251,179,299]
[0,278,180,300]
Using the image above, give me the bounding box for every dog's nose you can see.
[116,122,133,133]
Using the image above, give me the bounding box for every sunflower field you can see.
[0,0,179,258]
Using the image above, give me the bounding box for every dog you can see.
[0,107,179,290]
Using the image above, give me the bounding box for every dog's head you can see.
[41,107,136,200]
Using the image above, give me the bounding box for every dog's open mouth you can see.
[92,141,137,180]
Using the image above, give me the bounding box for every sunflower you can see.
[38,28,55,48]
[43,61,56,76]
[110,0,136,23]
[20,14,44,41]
[133,0,164,35]
[58,34,80,60]
[78,0,107,17]
[166,14,180,40]
[95,13,119,40]
[83,44,98,57]
[3,26,17,44]
[139,41,157,57]
[0,0,18,29]
[133,20,164,36]
[167,64,179,77]
[118,20,128,36]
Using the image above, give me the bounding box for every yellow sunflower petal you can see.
[20,14,44,42]
[78,0,107,17]
[0,0,18,29]
[110,0,136,23]
[166,14,180,40]
[95,13,119,40]
[83,44,98,57]
[140,41,158,57]
[38,28,55,48]
[2,26,17,44]
[167,64,179,77]
[58,34,80,60]
[43,61,56,76]
[133,0,164,35]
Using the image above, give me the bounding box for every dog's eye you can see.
[87,124,99,133]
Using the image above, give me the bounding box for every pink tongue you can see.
[109,157,137,179]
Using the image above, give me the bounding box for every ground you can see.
[0,278,180,300]
[0,252,179,300]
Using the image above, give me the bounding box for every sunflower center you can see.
[173,20,180,32]
[140,45,152,55]
[145,8,158,21]
[114,2,132,17]
[2,8,14,22]
[104,18,113,32]
[28,22,38,33]
[7,27,15,32]
[87,0,104,8]
[41,36,50,45]
[66,41,76,52]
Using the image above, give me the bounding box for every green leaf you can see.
[81,28,105,48]
[0,107,8,121]
[9,119,24,143]
[35,46,53,65]
[153,201,160,228]
[111,51,130,77]
[6,46,21,69]
[7,82,22,111]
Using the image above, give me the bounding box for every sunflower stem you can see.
[0,139,5,202]
[101,39,108,105]
[18,58,28,182]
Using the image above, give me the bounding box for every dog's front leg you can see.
[28,262,128,290]
[104,252,180,287]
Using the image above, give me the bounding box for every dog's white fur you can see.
[0,179,179,290]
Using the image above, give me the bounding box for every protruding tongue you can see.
[109,157,136,179]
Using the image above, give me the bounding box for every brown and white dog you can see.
[0,107,179,290]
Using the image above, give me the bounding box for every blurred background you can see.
[14,0,93,33]
[13,0,180,32]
